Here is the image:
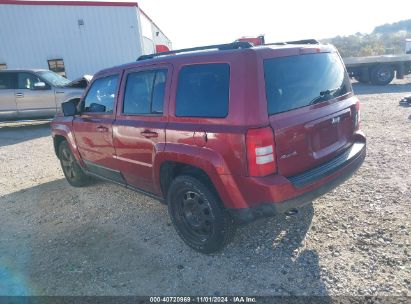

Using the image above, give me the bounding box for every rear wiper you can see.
[321,87,341,96]
[309,95,327,105]
[309,87,342,105]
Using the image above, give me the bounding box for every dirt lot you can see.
[0,79,410,297]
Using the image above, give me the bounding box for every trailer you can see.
[343,54,411,85]
[343,38,411,85]
[0,0,172,79]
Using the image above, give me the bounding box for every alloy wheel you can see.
[61,148,76,180]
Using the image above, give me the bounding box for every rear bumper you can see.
[228,139,366,224]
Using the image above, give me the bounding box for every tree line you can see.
[321,19,411,58]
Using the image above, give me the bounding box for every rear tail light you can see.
[355,100,361,129]
[246,127,277,177]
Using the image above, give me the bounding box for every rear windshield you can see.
[264,52,351,115]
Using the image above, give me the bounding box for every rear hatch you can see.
[264,51,359,177]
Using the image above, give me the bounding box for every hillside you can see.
[321,19,411,58]
[373,19,411,34]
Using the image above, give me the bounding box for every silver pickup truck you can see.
[0,69,90,120]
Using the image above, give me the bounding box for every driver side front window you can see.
[17,73,43,90]
[84,75,118,113]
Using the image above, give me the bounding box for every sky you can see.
[137,0,411,49]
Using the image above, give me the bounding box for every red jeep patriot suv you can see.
[51,41,366,253]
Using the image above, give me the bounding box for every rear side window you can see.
[84,75,118,113]
[264,53,351,115]
[123,69,167,115]
[176,64,229,117]
[0,73,15,89]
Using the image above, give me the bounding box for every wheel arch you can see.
[51,123,83,164]
[153,144,246,208]
[53,135,67,158]
[159,161,220,202]
[157,159,245,209]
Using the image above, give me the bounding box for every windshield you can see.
[264,52,351,115]
[37,70,71,87]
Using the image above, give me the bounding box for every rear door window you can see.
[264,53,351,115]
[151,71,167,114]
[123,69,167,115]
[176,63,230,117]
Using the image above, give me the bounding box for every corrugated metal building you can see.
[0,0,172,79]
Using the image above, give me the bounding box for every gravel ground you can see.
[0,79,410,297]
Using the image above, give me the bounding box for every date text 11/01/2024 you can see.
[149,296,257,303]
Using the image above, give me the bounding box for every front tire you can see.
[58,140,89,187]
[167,175,235,254]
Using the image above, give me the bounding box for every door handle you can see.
[97,126,108,132]
[15,92,24,98]
[140,130,158,138]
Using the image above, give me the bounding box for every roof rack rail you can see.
[286,39,320,45]
[265,39,320,46]
[137,41,253,61]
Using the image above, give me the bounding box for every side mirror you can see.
[33,82,47,90]
[89,103,106,113]
[62,100,77,116]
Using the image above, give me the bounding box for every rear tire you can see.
[370,64,394,86]
[167,175,235,254]
[58,140,89,187]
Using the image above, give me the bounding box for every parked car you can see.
[51,41,366,253]
[0,69,90,120]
